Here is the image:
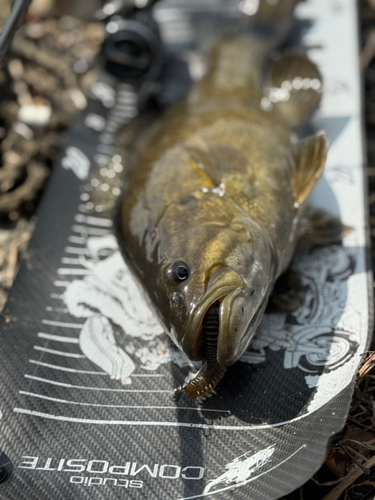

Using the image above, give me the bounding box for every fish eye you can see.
[168,261,189,282]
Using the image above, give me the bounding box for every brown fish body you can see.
[125,98,295,260]
[118,4,333,395]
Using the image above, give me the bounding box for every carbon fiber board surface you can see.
[0,0,372,499]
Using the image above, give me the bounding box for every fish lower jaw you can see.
[218,298,268,367]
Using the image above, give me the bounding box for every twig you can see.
[338,442,370,473]
[344,438,375,450]
[0,162,49,214]
[322,454,375,500]
[310,476,345,487]
[357,352,375,386]
[348,418,375,432]
[0,242,18,287]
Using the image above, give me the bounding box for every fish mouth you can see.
[182,268,243,361]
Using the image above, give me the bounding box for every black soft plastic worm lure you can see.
[171,303,227,401]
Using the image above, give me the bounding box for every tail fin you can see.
[190,0,299,103]
[265,53,323,127]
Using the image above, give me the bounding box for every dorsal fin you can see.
[290,132,329,206]
[265,53,323,128]
[185,136,255,186]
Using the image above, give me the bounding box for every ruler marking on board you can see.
[61,258,82,265]
[28,360,105,375]
[109,109,137,119]
[96,144,116,155]
[28,360,165,377]
[113,103,138,111]
[68,235,86,244]
[74,214,113,227]
[104,114,130,124]
[53,281,70,287]
[18,392,230,413]
[71,224,110,236]
[117,95,137,104]
[77,205,91,214]
[23,374,170,392]
[11,409,309,430]
[63,246,87,255]
[37,333,79,343]
[57,268,89,275]
[33,346,86,358]
[45,307,69,313]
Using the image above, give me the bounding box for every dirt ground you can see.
[0,1,374,499]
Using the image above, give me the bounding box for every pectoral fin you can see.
[267,269,305,313]
[290,132,329,206]
[302,206,353,244]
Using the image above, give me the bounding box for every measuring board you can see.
[0,1,372,499]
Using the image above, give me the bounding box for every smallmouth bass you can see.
[117,0,347,398]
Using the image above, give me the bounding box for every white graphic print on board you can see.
[241,245,360,381]
[61,146,91,180]
[203,445,275,494]
[79,315,135,385]
[63,235,192,383]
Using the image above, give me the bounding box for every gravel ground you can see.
[0,1,374,499]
